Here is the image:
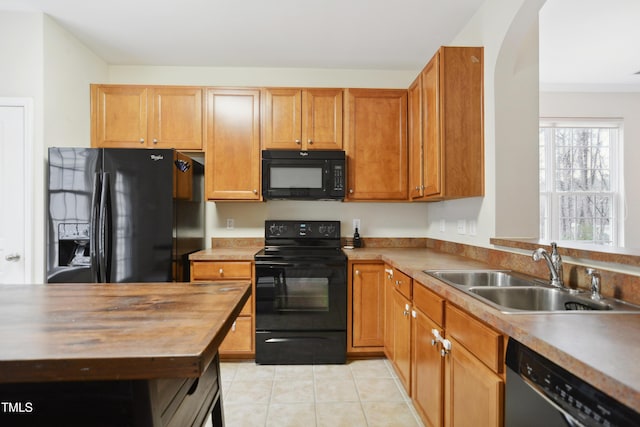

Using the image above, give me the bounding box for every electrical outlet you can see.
[353,219,361,232]
[439,219,446,232]
[457,220,467,235]
[226,218,234,229]
[468,220,477,236]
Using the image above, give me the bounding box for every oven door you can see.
[255,261,346,331]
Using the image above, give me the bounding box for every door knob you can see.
[5,253,20,262]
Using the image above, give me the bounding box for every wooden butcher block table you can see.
[0,281,250,427]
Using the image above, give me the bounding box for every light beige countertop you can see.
[189,247,262,261]
[189,245,640,410]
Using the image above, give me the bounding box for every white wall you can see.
[0,11,108,281]
[540,91,640,247]
[423,0,545,247]
[108,66,414,89]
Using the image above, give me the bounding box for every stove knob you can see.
[319,225,326,234]
[327,225,335,235]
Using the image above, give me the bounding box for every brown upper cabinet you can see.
[345,88,408,201]
[409,46,484,201]
[263,88,343,150]
[205,88,261,201]
[91,84,204,150]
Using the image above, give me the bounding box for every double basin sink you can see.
[424,270,640,314]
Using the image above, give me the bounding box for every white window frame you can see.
[539,118,624,247]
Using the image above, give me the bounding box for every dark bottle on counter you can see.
[353,227,362,248]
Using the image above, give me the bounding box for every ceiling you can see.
[539,0,640,91]
[0,0,639,91]
[0,0,484,70]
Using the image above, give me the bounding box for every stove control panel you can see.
[265,220,340,239]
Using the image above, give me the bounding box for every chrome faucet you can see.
[586,268,602,300]
[532,242,564,288]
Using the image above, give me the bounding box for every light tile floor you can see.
[217,358,425,427]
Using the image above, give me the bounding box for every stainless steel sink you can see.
[425,270,538,288]
[467,287,615,312]
[424,269,640,314]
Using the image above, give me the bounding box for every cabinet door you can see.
[263,88,302,149]
[303,89,343,150]
[408,75,424,200]
[392,290,412,392]
[219,317,253,354]
[422,53,442,198]
[149,87,203,150]
[352,263,385,348]
[92,85,148,148]
[445,336,504,427]
[345,89,408,200]
[383,267,395,359]
[412,307,444,427]
[206,89,261,200]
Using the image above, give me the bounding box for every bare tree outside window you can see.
[539,120,622,246]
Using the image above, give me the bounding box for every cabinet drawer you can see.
[151,358,219,427]
[392,268,412,300]
[413,283,444,327]
[445,304,504,374]
[191,261,252,280]
[166,360,219,427]
[219,316,253,354]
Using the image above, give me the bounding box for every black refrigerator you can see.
[47,147,205,283]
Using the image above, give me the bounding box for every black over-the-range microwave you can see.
[261,150,346,200]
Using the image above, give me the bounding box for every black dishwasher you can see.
[505,339,639,426]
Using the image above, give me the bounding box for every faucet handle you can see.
[586,268,602,300]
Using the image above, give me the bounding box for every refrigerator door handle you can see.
[98,172,111,283]
[90,173,102,282]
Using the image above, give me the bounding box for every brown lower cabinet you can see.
[348,262,385,355]
[190,260,255,358]
[384,266,413,391]
[384,273,505,427]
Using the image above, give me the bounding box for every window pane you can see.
[540,120,619,246]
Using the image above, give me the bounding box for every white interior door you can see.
[0,99,32,284]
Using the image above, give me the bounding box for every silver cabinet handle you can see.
[5,253,20,262]
[440,338,452,357]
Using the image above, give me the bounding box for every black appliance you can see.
[47,147,205,284]
[255,220,347,364]
[261,150,346,200]
[505,338,640,426]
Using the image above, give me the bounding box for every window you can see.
[539,119,623,246]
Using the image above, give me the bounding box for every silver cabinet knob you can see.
[253,189,258,194]
[153,138,158,144]
[349,189,354,194]
[219,268,224,275]
[5,253,20,262]
[139,138,145,144]
[308,139,313,145]
[295,139,301,145]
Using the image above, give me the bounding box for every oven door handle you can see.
[256,261,343,267]
[265,337,333,343]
